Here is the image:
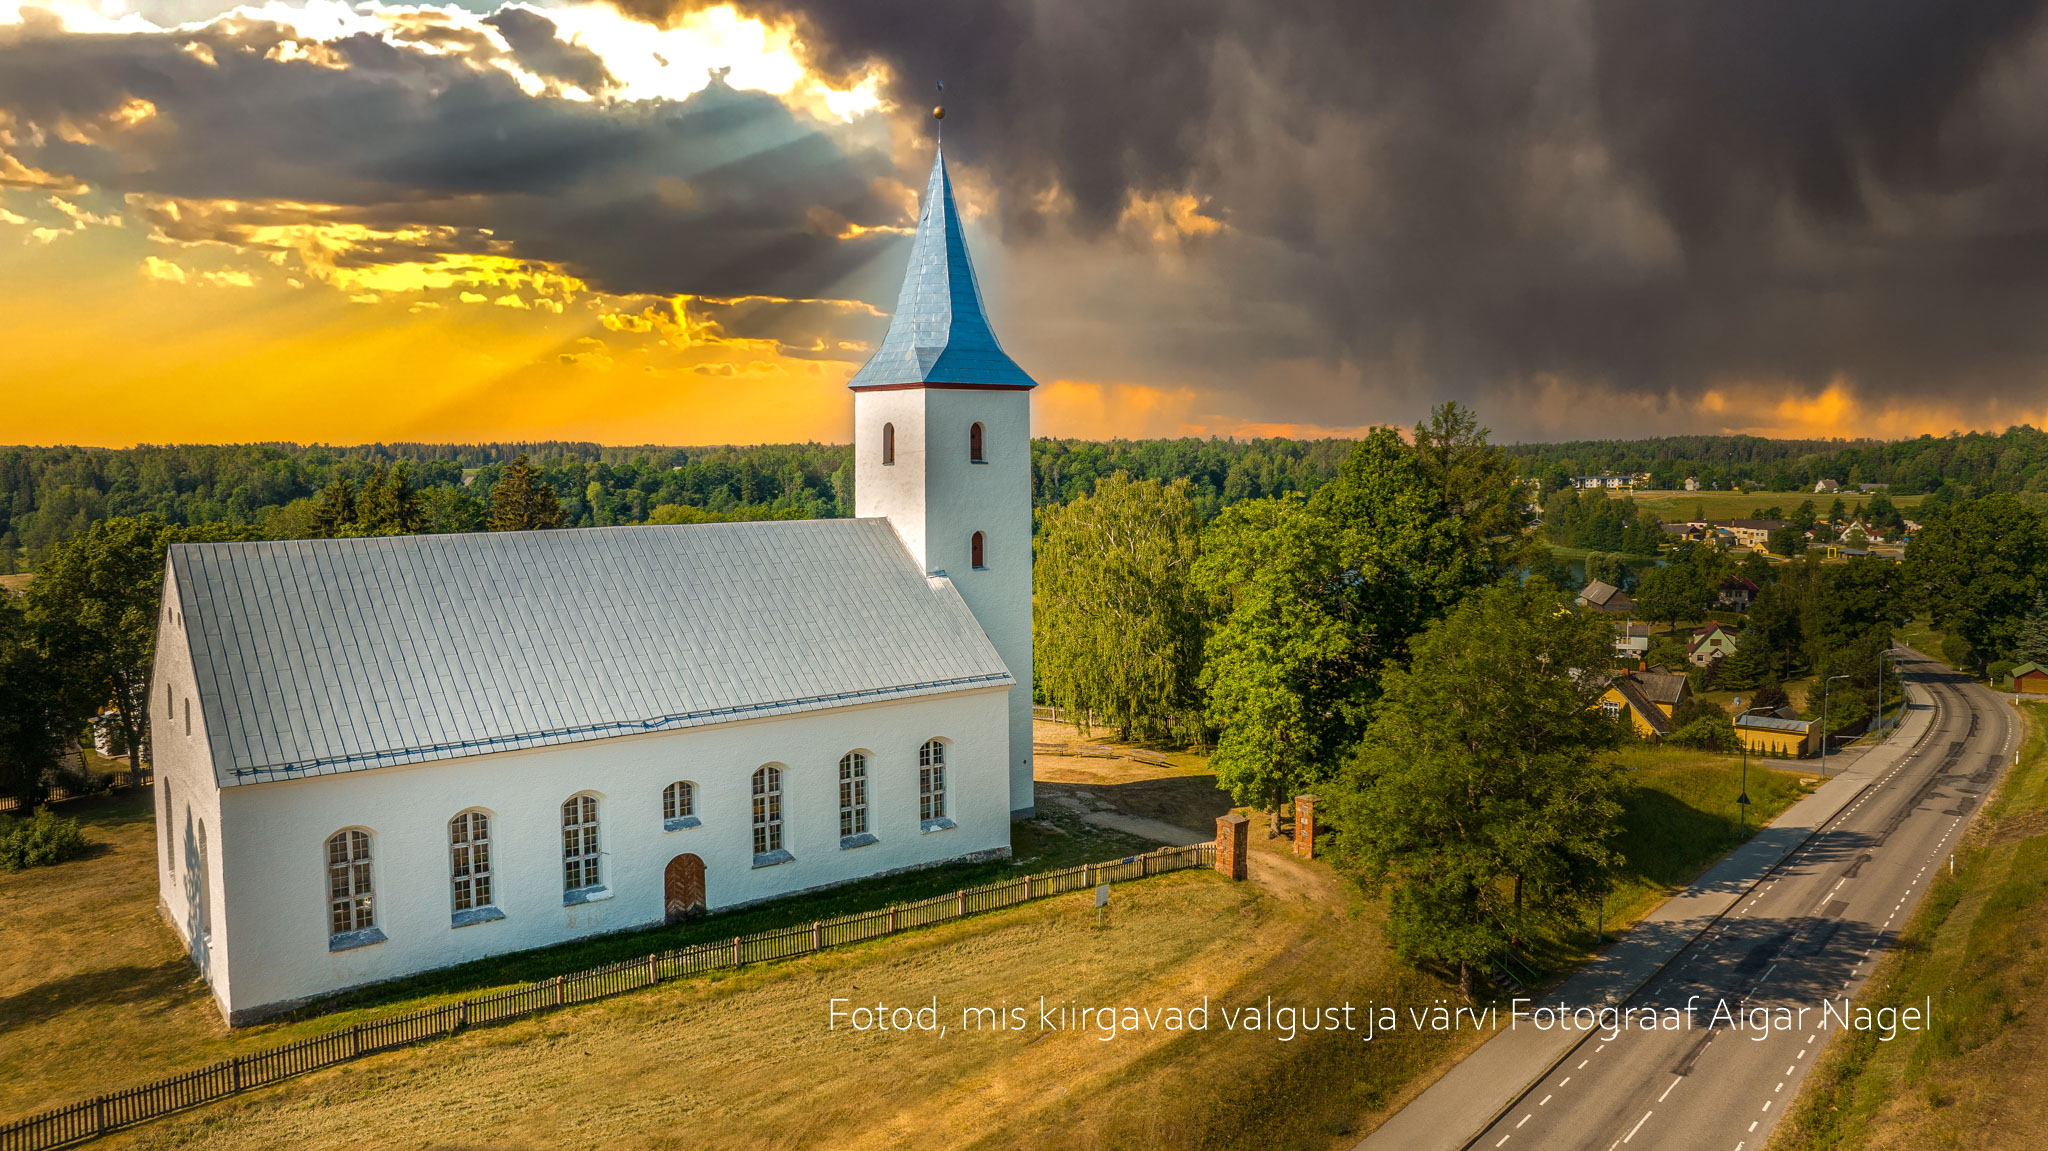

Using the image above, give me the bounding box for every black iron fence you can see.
[0,841,1214,1150]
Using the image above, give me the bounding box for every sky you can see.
[3,0,2048,448]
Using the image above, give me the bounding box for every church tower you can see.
[850,141,1037,820]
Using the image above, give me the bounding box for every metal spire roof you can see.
[846,146,1036,390]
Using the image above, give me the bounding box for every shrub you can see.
[1988,660,2017,689]
[1942,632,1977,672]
[1671,714,1737,752]
[1751,683,1791,712]
[0,807,90,871]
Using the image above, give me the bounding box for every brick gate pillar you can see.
[1293,795,1318,859]
[1215,812,1249,881]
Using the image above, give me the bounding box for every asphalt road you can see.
[1465,650,2020,1151]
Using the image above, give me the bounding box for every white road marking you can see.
[1496,1136,1509,1147]
[1517,1114,1531,1129]
[1775,1082,1784,1092]
[1540,1095,1551,1106]
[1749,1120,1759,1132]
[1623,1111,1653,1143]
[1786,1065,1796,1075]
[1762,1100,1773,1112]
[1659,1076,1682,1102]
[1561,1078,1571,1085]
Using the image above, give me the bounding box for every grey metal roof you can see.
[845,146,1037,391]
[165,521,1013,786]
[1735,713,1815,734]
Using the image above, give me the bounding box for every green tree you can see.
[22,516,258,777]
[311,478,357,539]
[1767,524,1807,557]
[2017,593,2048,666]
[348,464,425,536]
[0,594,69,808]
[487,455,566,532]
[1904,495,2048,662]
[1410,402,1539,581]
[1330,583,1624,998]
[420,485,485,534]
[1197,498,1363,836]
[1033,475,1206,743]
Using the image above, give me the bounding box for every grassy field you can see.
[1775,701,2047,1150]
[3,730,1820,1149]
[1620,490,1925,522]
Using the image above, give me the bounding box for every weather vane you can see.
[934,80,945,143]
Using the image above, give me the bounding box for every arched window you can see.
[752,766,783,856]
[971,531,986,569]
[883,423,895,466]
[562,795,600,893]
[839,752,868,839]
[969,422,985,463]
[326,829,374,937]
[450,811,493,912]
[664,781,699,830]
[920,740,947,823]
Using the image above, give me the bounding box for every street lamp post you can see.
[1737,705,1772,837]
[1820,674,1853,777]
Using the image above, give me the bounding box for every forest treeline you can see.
[1510,426,2048,496]
[0,437,1352,569]
[5,425,2047,570]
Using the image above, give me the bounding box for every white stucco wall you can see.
[149,561,231,1014]
[854,386,1035,817]
[207,686,1009,1020]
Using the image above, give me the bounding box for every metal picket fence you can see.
[0,840,1214,1150]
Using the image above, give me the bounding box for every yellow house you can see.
[1735,712,1815,758]
[1597,670,1692,740]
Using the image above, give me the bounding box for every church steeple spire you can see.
[846,144,1037,391]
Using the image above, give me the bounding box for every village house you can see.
[150,144,1040,1024]
[1687,622,1740,666]
[1576,579,1637,615]
[1720,519,1786,550]
[1735,713,1816,757]
[1614,621,1651,661]
[2012,662,2048,695]
[1597,670,1692,740]
[1813,478,1840,493]
[1716,575,1759,610]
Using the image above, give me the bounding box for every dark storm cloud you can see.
[482,8,616,95]
[629,0,2048,413]
[0,12,902,299]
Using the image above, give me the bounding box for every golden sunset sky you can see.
[3,0,2046,447]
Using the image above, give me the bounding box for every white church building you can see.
[151,144,1040,1023]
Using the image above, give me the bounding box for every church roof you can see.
[845,146,1036,391]
[165,521,1014,786]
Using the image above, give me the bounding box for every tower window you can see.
[971,531,986,569]
[969,422,985,463]
[883,423,895,466]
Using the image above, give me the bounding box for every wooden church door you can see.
[665,854,706,923]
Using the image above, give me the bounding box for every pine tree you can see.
[2016,592,2048,666]
[488,455,565,532]
[353,464,425,536]
[310,478,357,539]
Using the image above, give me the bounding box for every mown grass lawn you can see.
[5,733,1823,1149]
[1622,490,1925,523]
